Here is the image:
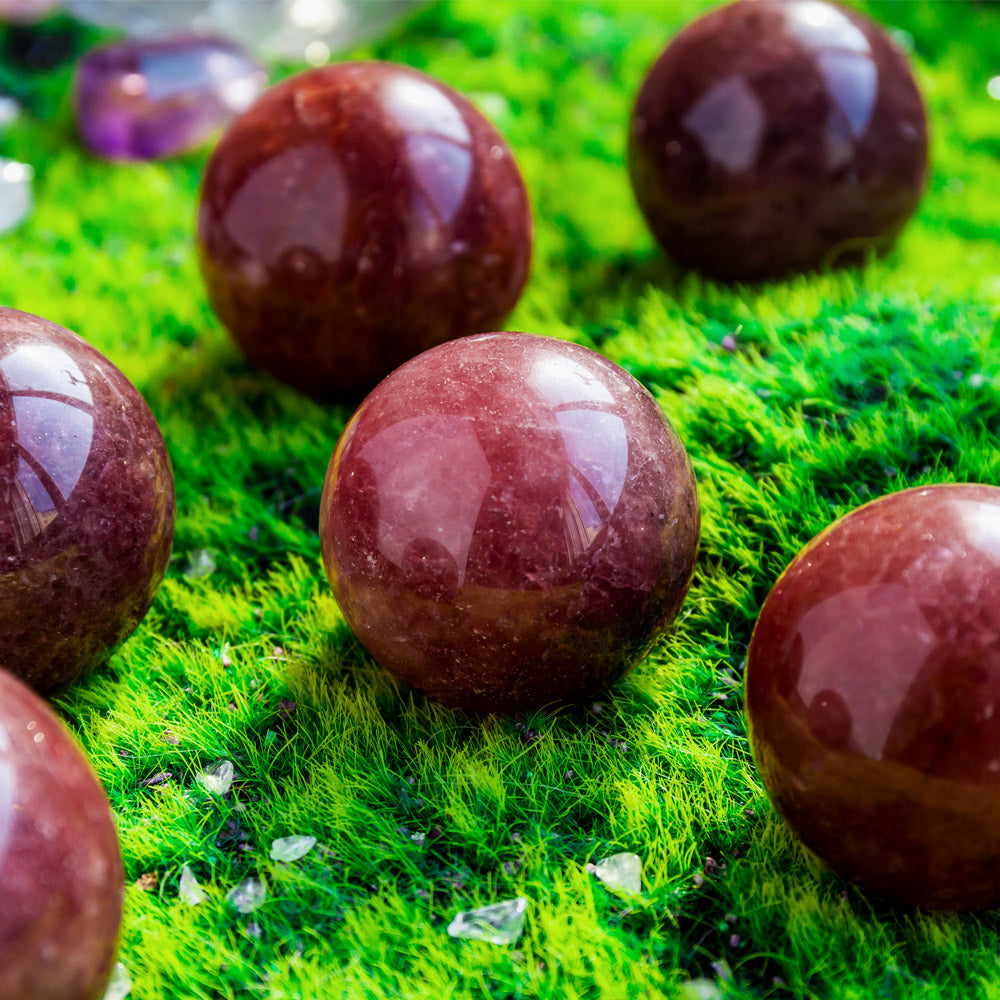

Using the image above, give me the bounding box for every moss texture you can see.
[3,1,1000,997]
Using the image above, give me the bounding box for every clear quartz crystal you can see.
[678,981,723,1000]
[102,963,132,1000]
[185,548,217,579]
[0,158,31,235]
[64,0,423,61]
[179,864,207,905]
[226,877,266,914]
[588,852,642,897]
[196,759,234,795]
[270,835,317,862]
[0,96,20,128]
[446,897,527,945]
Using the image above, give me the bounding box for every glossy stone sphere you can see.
[747,484,1000,909]
[0,307,175,692]
[320,332,700,712]
[628,0,928,280]
[198,61,532,399]
[0,668,123,1000]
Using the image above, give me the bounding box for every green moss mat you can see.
[3,1,1000,997]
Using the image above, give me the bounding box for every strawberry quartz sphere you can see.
[320,333,700,712]
[747,484,1000,910]
[628,0,928,280]
[0,668,123,1000]
[198,61,532,399]
[0,307,175,692]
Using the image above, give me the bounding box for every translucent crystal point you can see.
[226,877,266,914]
[179,865,207,905]
[446,897,527,945]
[0,158,31,235]
[64,0,424,62]
[588,852,642,897]
[102,963,132,1000]
[196,759,234,795]
[270,835,317,862]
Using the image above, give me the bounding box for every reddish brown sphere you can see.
[628,0,928,280]
[320,332,700,712]
[0,307,175,692]
[747,484,1000,910]
[0,668,123,1000]
[198,61,532,399]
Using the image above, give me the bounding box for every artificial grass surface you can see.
[4,1,1000,997]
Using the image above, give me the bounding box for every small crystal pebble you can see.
[0,95,19,128]
[270,835,317,862]
[64,0,424,62]
[102,962,132,1000]
[196,759,234,795]
[74,34,267,161]
[179,864,207,906]
[184,548,217,579]
[678,980,722,1000]
[226,877,266,914]
[0,158,31,235]
[446,897,528,945]
[587,852,642,897]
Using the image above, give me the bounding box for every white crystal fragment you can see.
[226,877,266,914]
[179,864,207,905]
[0,96,20,128]
[185,548,217,579]
[269,835,316,862]
[0,157,31,235]
[446,897,527,945]
[102,962,132,1000]
[196,759,235,795]
[678,980,723,1000]
[588,852,642,897]
[64,0,424,61]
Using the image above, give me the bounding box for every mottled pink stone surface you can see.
[0,307,175,692]
[198,61,532,399]
[747,484,1000,909]
[629,0,928,280]
[74,34,267,161]
[0,668,123,1000]
[320,333,700,712]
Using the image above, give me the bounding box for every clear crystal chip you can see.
[179,864,207,906]
[196,759,234,795]
[446,897,527,945]
[588,851,642,897]
[102,962,132,1000]
[270,835,317,862]
[0,158,31,236]
[64,0,424,62]
[0,96,20,128]
[226,877,266,914]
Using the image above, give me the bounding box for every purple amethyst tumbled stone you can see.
[74,34,267,161]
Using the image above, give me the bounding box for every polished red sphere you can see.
[198,61,532,399]
[747,484,1000,909]
[320,332,700,712]
[0,668,123,1000]
[0,307,175,692]
[628,0,928,280]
